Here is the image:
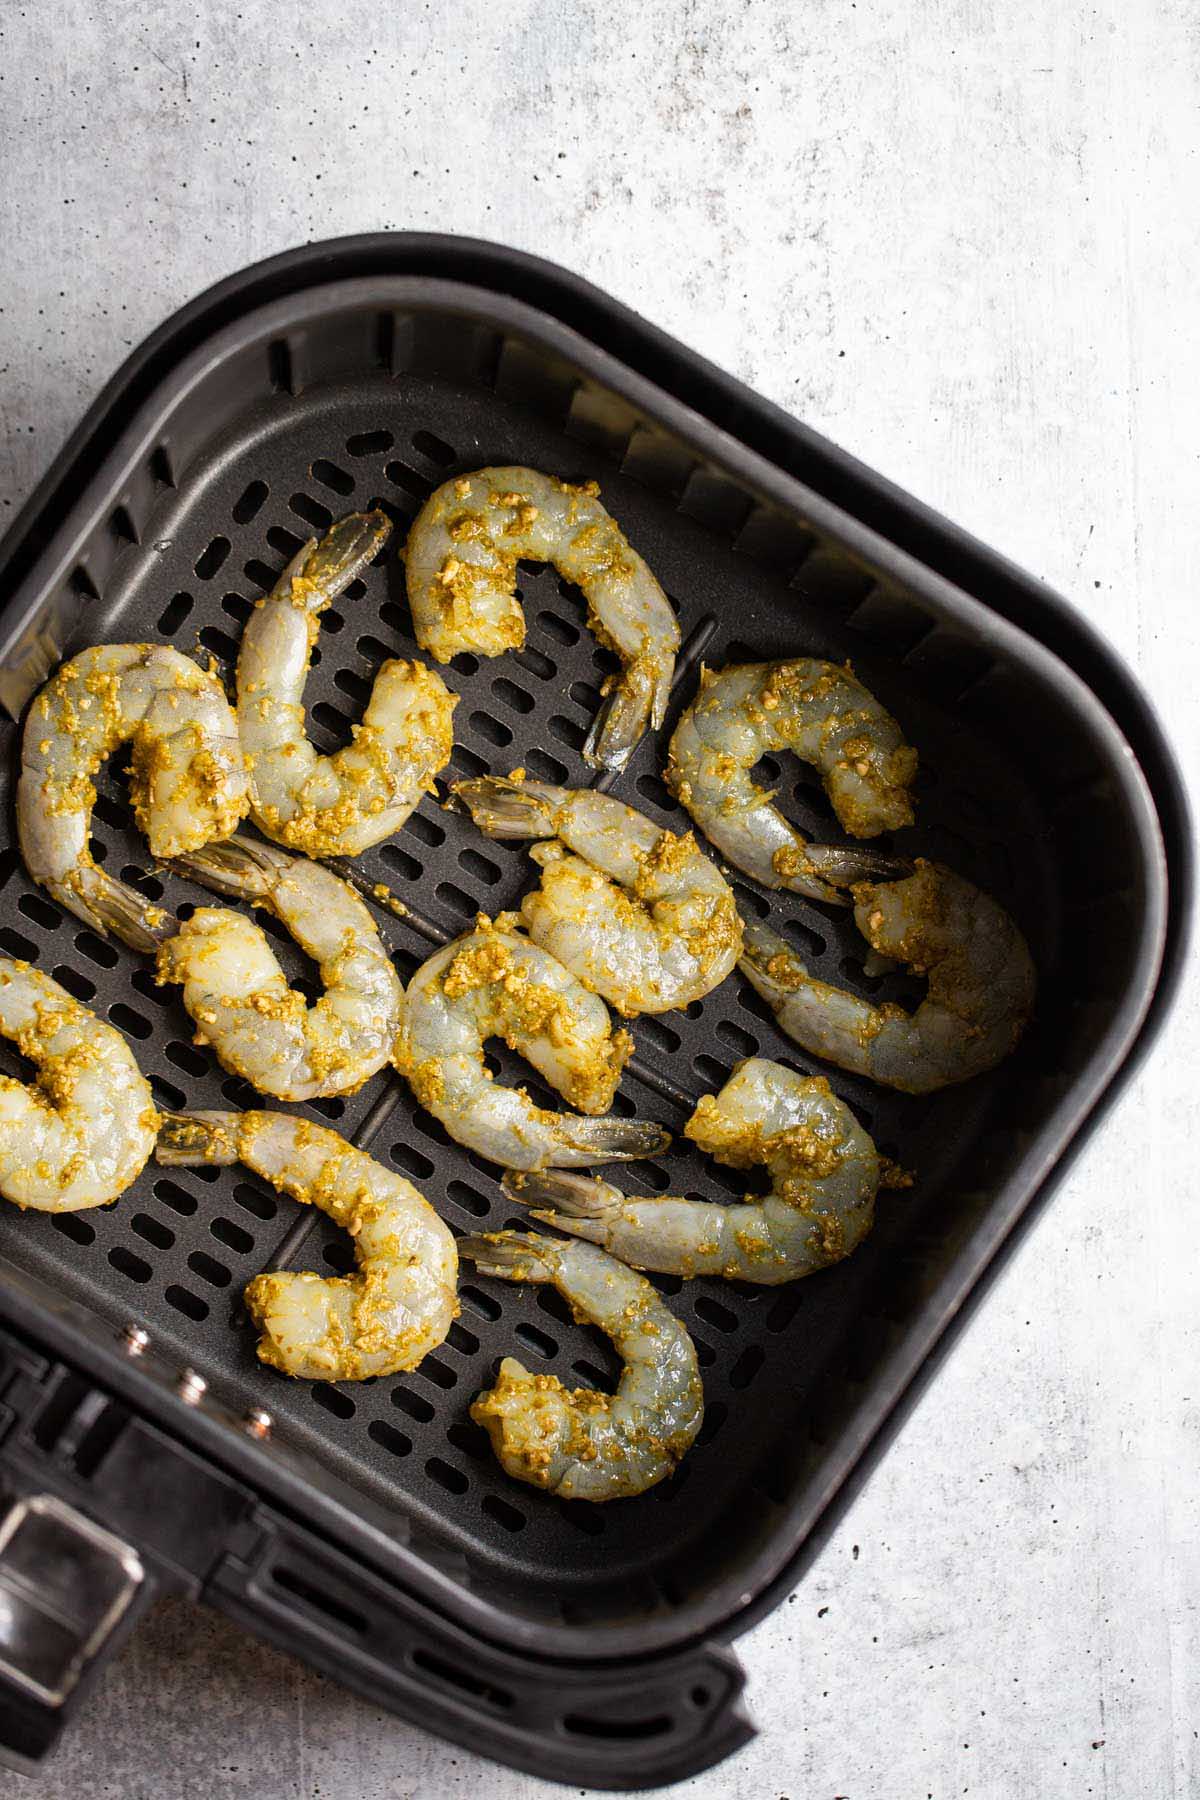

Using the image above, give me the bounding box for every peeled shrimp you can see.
[740,859,1036,1093]
[157,836,403,1101]
[667,660,918,904]
[453,778,741,1016]
[18,644,249,951]
[157,1109,457,1379]
[0,960,157,1210]
[509,1056,878,1284]
[405,468,679,770]
[395,916,669,1170]
[238,510,457,856]
[460,1232,702,1500]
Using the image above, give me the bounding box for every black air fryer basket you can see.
[0,237,1188,1787]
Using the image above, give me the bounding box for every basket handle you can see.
[0,1490,154,1770]
[209,1520,754,1789]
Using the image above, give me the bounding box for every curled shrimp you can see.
[460,1232,702,1500]
[18,643,250,951]
[157,1109,457,1379]
[406,468,679,770]
[666,660,918,903]
[0,960,158,1210]
[740,859,1036,1093]
[395,915,669,1170]
[453,777,741,1016]
[238,511,457,856]
[156,836,404,1101]
[508,1057,878,1284]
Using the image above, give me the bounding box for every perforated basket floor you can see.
[0,307,1074,1628]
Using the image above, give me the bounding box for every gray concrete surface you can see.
[0,3,1197,1796]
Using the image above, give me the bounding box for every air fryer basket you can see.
[0,244,1180,1788]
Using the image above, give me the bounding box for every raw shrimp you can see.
[667,659,918,904]
[18,643,249,951]
[0,960,157,1210]
[508,1057,878,1284]
[740,859,1035,1093]
[460,1232,702,1500]
[395,915,670,1169]
[405,468,679,770]
[453,778,741,1016]
[157,1109,457,1379]
[157,836,403,1101]
[238,510,457,856]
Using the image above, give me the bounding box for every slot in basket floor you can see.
[0,358,1061,1623]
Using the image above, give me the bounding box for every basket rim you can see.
[0,235,1187,1669]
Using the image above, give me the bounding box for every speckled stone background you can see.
[0,4,1197,1797]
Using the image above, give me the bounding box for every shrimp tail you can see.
[451,777,561,841]
[737,917,807,999]
[548,1116,671,1167]
[456,1230,559,1282]
[583,653,670,773]
[282,510,392,612]
[79,869,176,952]
[502,1169,622,1245]
[170,832,289,901]
[155,1109,242,1166]
[802,844,915,888]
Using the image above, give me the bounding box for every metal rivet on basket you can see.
[176,1369,208,1406]
[243,1408,273,1440]
[120,1324,150,1357]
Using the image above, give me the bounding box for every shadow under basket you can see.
[0,237,1186,1789]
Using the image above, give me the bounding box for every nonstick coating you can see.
[0,349,1062,1624]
